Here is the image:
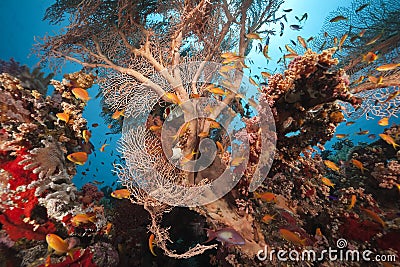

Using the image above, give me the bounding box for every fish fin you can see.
[203,228,216,244]
[89,215,96,223]
[301,238,307,246]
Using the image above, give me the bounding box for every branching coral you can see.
[371,160,400,189]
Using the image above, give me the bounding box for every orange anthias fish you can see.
[71,213,96,226]
[361,208,386,228]
[111,109,124,120]
[315,228,323,237]
[111,189,130,199]
[67,152,88,165]
[149,125,162,132]
[376,63,400,71]
[262,214,276,224]
[279,229,307,246]
[216,141,225,154]
[365,33,382,46]
[348,194,356,210]
[149,234,157,256]
[165,92,182,105]
[382,90,400,103]
[72,87,90,101]
[321,177,335,187]
[246,33,262,40]
[231,156,246,166]
[82,130,91,143]
[56,112,69,123]
[297,36,307,49]
[329,15,347,22]
[254,192,277,202]
[207,87,228,96]
[356,129,370,135]
[46,234,71,256]
[336,134,349,139]
[378,117,389,126]
[100,144,109,152]
[338,33,348,50]
[379,134,399,149]
[351,159,367,174]
[363,51,378,63]
[323,160,340,172]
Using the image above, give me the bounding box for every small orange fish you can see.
[46,234,69,254]
[379,134,399,149]
[198,131,209,138]
[279,229,307,246]
[285,44,297,54]
[246,33,262,40]
[71,213,96,226]
[263,45,271,59]
[345,121,355,126]
[207,87,227,96]
[165,92,181,105]
[333,37,338,46]
[221,52,238,59]
[321,177,335,187]
[315,228,323,236]
[336,134,349,139]
[329,15,347,22]
[348,194,356,210]
[254,192,276,202]
[221,80,234,88]
[149,125,162,131]
[209,120,221,129]
[338,33,348,50]
[67,152,88,165]
[103,222,113,235]
[100,144,109,152]
[107,124,112,129]
[56,112,69,123]
[378,117,389,126]
[111,189,130,199]
[219,65,235,73]
[358,29,366,37]
[365,33,382,46]
[231,156,246,166]
[363,52,378,63]
[323,160,340,172]
[72,87,90,101]
[297,36,307,49]
[383,91,400,103]
[262,214,275,224]
[351,159,367,174]
[149,234,157,256]
[361,208,386,228]
[356,129,370,135]
[284,53,298,58]
[354,76,365,84]
[111,109,124,120]
[82,130,91,143]
[249,77,258,87]
[261,71,271,78]
[181,149,198,165]
[216,141,224,154]
[376,63,400,71]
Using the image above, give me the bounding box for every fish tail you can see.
[203,228,216,244]
[301,238,307,246]
[393,142,400,150]
[89,215,96,223]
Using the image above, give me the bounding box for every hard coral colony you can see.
[1,0,400,266]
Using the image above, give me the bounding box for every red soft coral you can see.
[38,249,98,267]
[339,217,381,242]
[0,208,56,241]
